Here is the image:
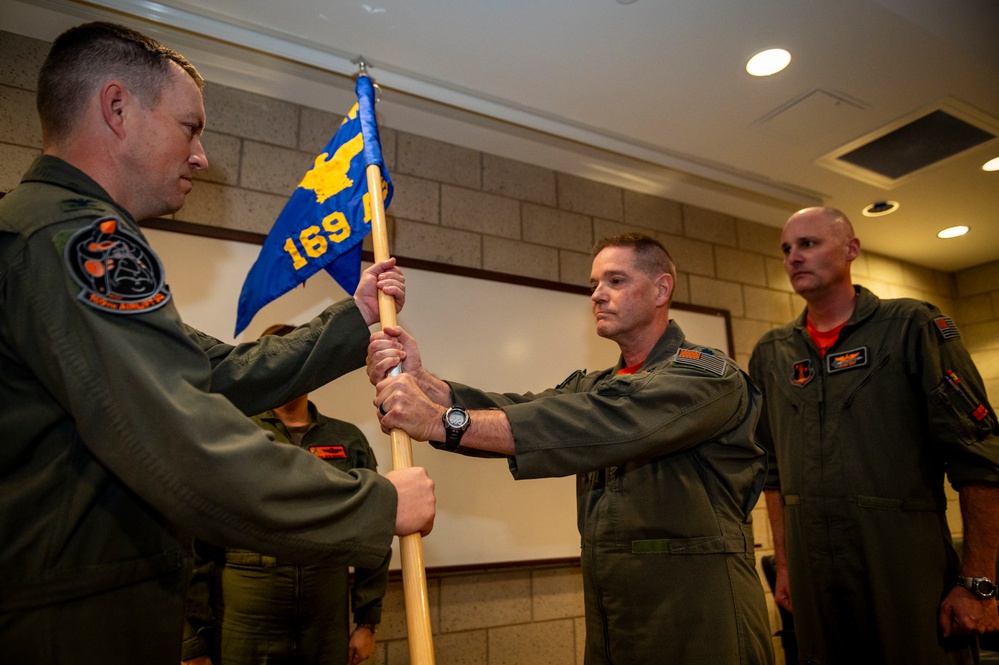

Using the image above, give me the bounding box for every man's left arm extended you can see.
[941,483,999,635]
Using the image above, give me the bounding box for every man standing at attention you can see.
[0,22,435,663]
[750,206,999,663]
[368,233,774,664]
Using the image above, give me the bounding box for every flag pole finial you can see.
[351,55,369,77]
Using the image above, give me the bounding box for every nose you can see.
[785,246,802,266]
[190,137,209,171]
[591,283,607,303]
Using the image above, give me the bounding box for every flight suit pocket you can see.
[842,354,891,408]
[929,380,994,445]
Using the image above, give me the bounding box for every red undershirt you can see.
[806,317,847,358]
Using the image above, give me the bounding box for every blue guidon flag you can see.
[234,75,392,336]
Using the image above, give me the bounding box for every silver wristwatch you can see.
[956,575,998,599]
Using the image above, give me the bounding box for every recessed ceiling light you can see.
[746,48,791,77]
[937,225,969,239]
[984,157,999,172]
[862,200,899,217]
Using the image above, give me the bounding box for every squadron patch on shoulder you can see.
[790,359,815,388]
[673,348,727,376]
[933,316,961,341]
[826,346,869,373]
[309,445,347,460]
[64,217,171,314]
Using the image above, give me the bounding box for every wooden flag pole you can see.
[366,163,436,665]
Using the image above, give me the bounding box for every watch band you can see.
[440,405,470,452]
[956,575,998,599]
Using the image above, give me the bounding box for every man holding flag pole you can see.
[0,22,435,664]
[235,62,438,664]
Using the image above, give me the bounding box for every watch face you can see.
[446,408,468,428]
[979,580,998,598]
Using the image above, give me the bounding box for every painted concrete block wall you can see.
[3,28,997,665]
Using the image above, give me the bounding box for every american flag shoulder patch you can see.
[932,316,961,341]
[673,348,727,376]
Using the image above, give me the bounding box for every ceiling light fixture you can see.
[937,225,970,239]
[862,200,899,217]
[984,157,999,172]
[746,48,791,77]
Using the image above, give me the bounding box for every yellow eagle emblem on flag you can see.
[298,131,365,204]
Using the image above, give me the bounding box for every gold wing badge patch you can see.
[826,346,869,374]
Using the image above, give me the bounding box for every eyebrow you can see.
[590,269,628,282]
[182,112,206,134]
[786,234,819,244]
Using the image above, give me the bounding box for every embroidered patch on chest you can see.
[64,217,171,314]
[933,316,961,341]
[673,348,727,376]
[826,346,869,373]
[309,445,347,459]
[790,359,815,388]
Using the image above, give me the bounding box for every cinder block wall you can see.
[3,29,997,665]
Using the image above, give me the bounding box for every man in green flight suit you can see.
[750,206,999,664]
[183,325,390,665]
[0,22,435,664]
[366,233,774,664]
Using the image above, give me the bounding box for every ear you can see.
[100,81,128,139]
[655,273,674,308]
[845,236,861,262]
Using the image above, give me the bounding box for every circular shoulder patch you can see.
[64,217,171,314]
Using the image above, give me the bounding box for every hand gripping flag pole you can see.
[357,60,437,665]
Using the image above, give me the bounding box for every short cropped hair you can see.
[593,233,676,305]
[593,232,676,279]
[37,21,204,144]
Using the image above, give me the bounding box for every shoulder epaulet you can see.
[0,182,121,238]
[556,369,587,389]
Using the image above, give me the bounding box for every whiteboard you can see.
[145,226,731,568]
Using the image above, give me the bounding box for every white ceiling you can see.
[5,0,999,272]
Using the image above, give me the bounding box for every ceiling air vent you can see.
[818,99,999,189]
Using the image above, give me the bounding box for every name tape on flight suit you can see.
[826,346,869,374]
[309,445,347,459]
